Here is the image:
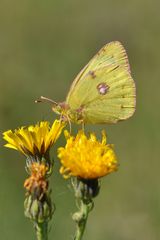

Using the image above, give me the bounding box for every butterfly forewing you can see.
[84,41,130,72]
[66,41,130,102]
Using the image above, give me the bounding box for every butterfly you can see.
[37,41,136,125]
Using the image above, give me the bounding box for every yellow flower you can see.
[3,120,65,156]
[58,130,118,179]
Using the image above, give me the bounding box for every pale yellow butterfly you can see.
[37,41,136,125]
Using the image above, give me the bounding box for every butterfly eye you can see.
[97,83,109,95]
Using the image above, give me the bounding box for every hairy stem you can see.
[74,199,93,240]
[35,222,48,240]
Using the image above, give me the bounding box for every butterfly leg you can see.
[81,121,85,132]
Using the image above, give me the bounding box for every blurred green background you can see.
[0,0,159,239]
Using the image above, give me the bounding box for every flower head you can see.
[3,120,65,157]
[24,162,48,197]
[24,162,54,223]
[58,130,118,179]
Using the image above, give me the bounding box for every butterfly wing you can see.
[66,64,136,124]
[84,41,130,72]
[66,41,130,102]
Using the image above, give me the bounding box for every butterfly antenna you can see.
[35,96,58,106]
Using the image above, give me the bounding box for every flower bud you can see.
[24,193,53,223]
[73,178,100,202]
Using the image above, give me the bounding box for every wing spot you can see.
[89,71,96,79]
[97,82,109,95]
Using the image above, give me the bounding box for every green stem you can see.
[35,222,48,240]
[74,200,93,240]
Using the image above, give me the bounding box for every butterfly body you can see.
[40,41,136,125]
[52,102,84,124]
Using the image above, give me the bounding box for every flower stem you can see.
[74,199,93,240]
[35,222,48,240]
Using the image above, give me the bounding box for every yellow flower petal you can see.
[3,120,65,156]
[58,130,118,179]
